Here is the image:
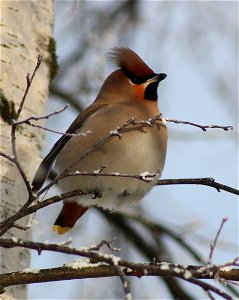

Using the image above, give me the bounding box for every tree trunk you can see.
[0,1,54,298]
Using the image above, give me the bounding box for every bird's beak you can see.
[156,73,167,82]
[146,73,167,84]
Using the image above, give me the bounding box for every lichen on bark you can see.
[0,90,17,125]
[47,37,59,83]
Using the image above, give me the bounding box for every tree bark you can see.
[0,1,54,299]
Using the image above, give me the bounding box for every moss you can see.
[46,37,59,83]
[0,90,17,124]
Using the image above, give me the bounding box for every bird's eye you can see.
[130,76,141,84]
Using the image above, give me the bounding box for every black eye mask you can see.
[121,67,157,85]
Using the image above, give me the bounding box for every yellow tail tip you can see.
[52,225,72,235]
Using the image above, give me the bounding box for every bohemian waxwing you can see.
[32,47,168,234]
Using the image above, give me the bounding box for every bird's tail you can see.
[52,203,88,234]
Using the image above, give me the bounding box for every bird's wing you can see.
[32,103,107,192]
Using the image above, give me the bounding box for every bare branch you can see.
[35,114,236,198]
[165,118,233,131]
[157,177,239,195]
[0,238,238,299]
[0,151,16,163]
[12,224,30,231]
[23,122,92,137]
[59,173,239,194]
[14,104,69,125]
[1,176,238,233]
[0,150,33,200]
[0,189,86,230]
[0,56,44,237]
[113,262,131,300]
[0,238,238,282]
[89,237,120,252]
[208,218,228,265]
[206,290,216,300]
[180,276,233,300]
[15,55,42,119]
[36,116,160,196]
[0,263,236,299]
[10,55,43,188]
[58,169,160,183]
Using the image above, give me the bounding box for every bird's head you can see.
[96,47,167,103]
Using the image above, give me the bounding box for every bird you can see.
[32,47,168,234]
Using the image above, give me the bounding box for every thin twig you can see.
[0,151,16,163]
[89,237,120,252]
[36,114,236,197]
[1,176,238,231]
[208,218,228,265]
[15,55,42,119]
[0,150,33,199]
[220,257,239,269]
[23,122,92,137]
[206,290,216,300]
[180,276,233,300]
[0,56,43,237]
[14,104,69,125]
[37,116,160,196]
[113,261,131,300]
[10,54,43,182]
[0,189,86,229]
[13,104,89,137]
[12,224,31,231]
[220,279,239,287]
[157,178,239,195]
[165,118,233,131]
[59,169,160,183]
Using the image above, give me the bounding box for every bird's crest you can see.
[109,47,154,77]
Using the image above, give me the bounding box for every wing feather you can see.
[32,103,106,192]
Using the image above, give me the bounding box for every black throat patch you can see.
[144,81,159,101]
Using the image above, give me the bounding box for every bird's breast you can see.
[55,104,167,209]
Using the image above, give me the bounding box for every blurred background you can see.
[29,1,238,299]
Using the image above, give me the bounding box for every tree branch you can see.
[157,177,239,195]
[0,263,238,292]
[0,175,238,233]
[0,238,237,299]
[0,56,43,237]
[1,53,237,299]
[165,118,233,131]
[208,218,228,265]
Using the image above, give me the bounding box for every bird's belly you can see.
[56,123,166,210]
